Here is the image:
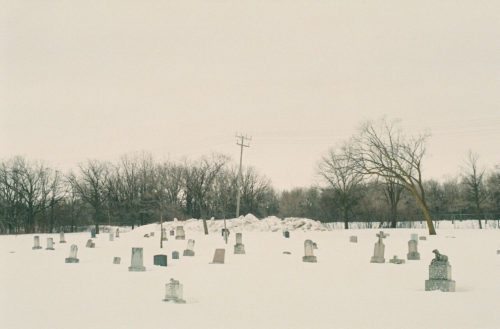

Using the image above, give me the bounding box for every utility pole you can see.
[235,133,251,218]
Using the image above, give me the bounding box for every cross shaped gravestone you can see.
[370,231,389,263]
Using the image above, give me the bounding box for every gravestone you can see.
[33,236,42,250]
[419,236,427,241]
[172,251,179,259]
[91,229,96,238]
[59,232,66,243]
[407,240,420,260]
[161,229,168,241]
[150,232,155,237]
[370,231,389,263]
[163,278,186,304]
[425,249,455,292]
[109,233,114,241]
[86,239,92,248]
[129,247,146,272]
[221,228,226,237]
[411,234,418,243]
[313,242,318,250]
[210,249,225,264]
[116,228,120,238]
[154,254,167,267]
[175,226,185,240]
[90,243,95,248]
[283,252,291,255]
[497,250,500,255]
[65,245,79,263]
[170,230,174,236]
[234,233,245,254]
[46,238,55,250]
[183,239,195,256]
[350,236,357,243]
[113,257,121,264]
[144,234,150,238]
[389,255,405,264]
[302,239,317,263]
[284,231,290,238]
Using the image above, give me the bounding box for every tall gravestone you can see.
[407,240,420,260]
[210,249,225,264]
[302,239,317,263]
[91,229,96,238]
[46,238,55,250]
[59,232,66,243]
[411,233,418,243]
[116,228,120,238]
[129,248,146,272]
[370,231,389,263]
[234,233,245,254]
[109,233,114,241]
[33,236,42,250]
[154,254,167,267]
[86,239,92,248]
[172,251,179,259]
[163,278,186,304]
[175,226,185,240]
[350,236,357,243]
[425,250,455,292]
[65,245,79,263]
[183,239,195,256]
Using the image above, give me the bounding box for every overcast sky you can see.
[1,1,499,190]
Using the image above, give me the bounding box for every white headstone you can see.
[59,232,66,243]
[109,233,114,241]
[163,278,186,303]
[33,236,42,249]
[175,226,185,240]
[370,231,388,263]
[407,240,420,260]
[46,238,55,250]
[65,245,79,263]
[183,239,195,256]
[234,233,245,254]
[302,240,317,263]
[86,239,92,248]
[411,234,418,243]
[129,247,146,272]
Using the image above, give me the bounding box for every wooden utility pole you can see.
[235,133,251,218]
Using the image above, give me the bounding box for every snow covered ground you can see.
[1,220,500,329]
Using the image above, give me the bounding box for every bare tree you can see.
[461,151,488,228]
[317,143,363,229]
[351,118,437,235]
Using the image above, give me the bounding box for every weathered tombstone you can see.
[350,236,357,243]
[284,231,290,238]
[129,247,146,272]
[113,257,121,264]
[154,254,167,267]
[425,249,455,292]
[116,228,120,238]
[411,234,418,243]
[175,226,185,240]
[109,233,114,241]
[370,231,389,263]
[86,239,92,248]
[163,278,186,303]
[65,245,79,263]
[389,255,405,264]
[419,236,427,241]
[144,234,150,238]
[46,238,55,250]
[183,239,195,256]
[33,236,42,250]
[161,229,168,241]
[283,251,291,255]
[313,242,318,250]
[210,249,225,264]
[150,232,155,237]
[170,230,174,236]
[91,229,96,238]
[407,240,420,260]
[302,240,317,263]
[234,233,245,254]
[59,232,67,243]
[90,242,95,248]
[172,251,179,259]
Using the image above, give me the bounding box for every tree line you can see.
[0,119,498,235]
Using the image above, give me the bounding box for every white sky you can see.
[1,1,499,190]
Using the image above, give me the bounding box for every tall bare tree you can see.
[461,151,488,228]
[351,118,437,235]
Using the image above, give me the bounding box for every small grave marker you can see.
[32,236,42,250]
[183,239,195,256]
[59,232,66,243]
[154,255,167,267]
[234,233,245,254]
[172,251,179,259]
[389,255,405,264]
[163,278,186,304]
[210,249,225,264]
[113,257,121,264]
[65,245,79,263]
[302,240,317,263]
[350,236,357,243]
[46,238,55,250]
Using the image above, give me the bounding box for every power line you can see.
[235,133,251,218]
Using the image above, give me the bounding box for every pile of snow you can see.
[156,214,328,233]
